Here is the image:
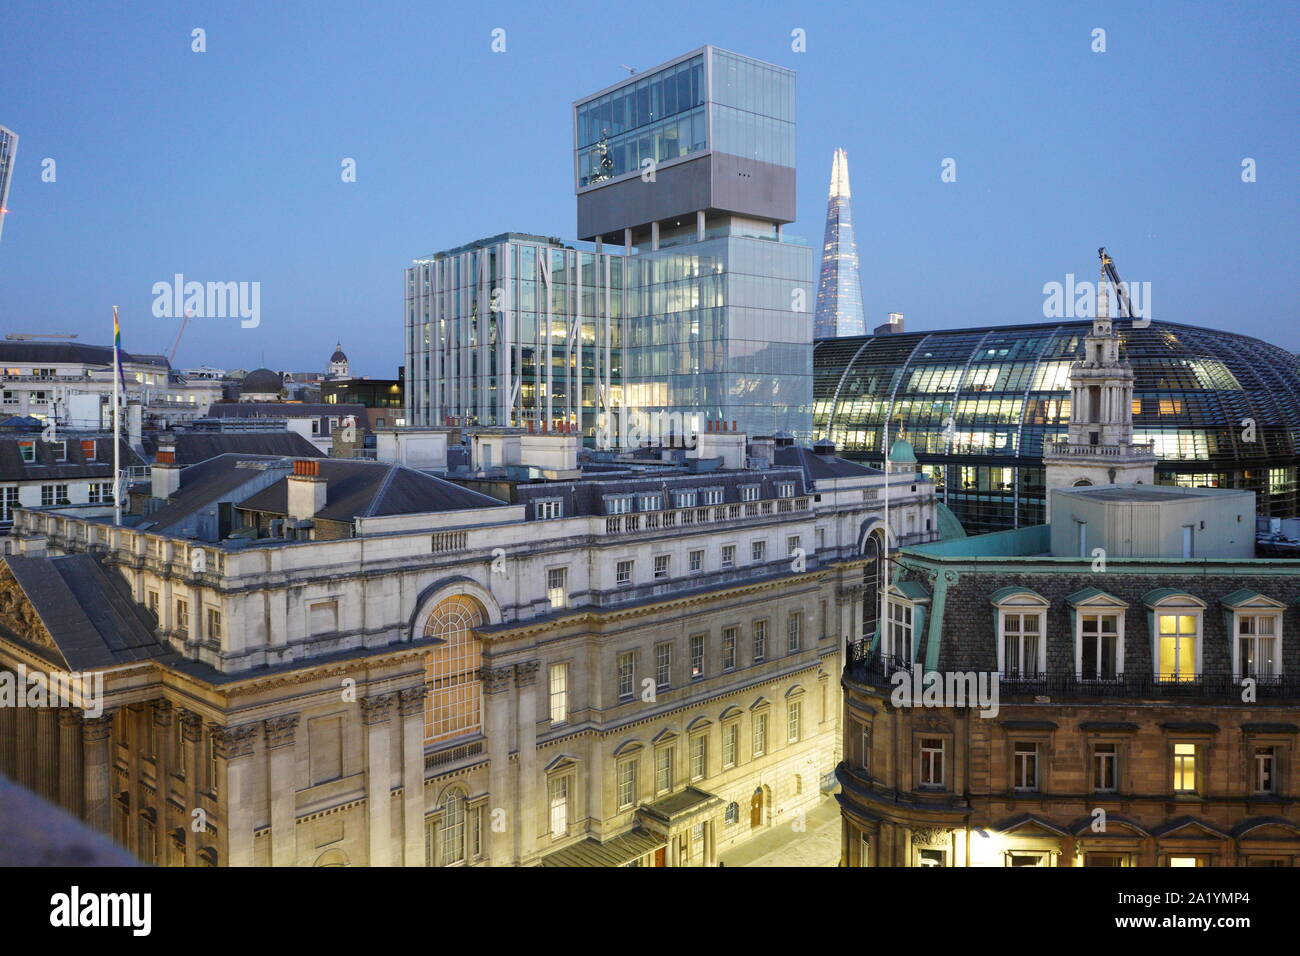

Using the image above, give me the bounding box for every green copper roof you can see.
[1065,586,1130,608]
[989,585,1048,605]
[888,438,917,463]
[892,579,931,602]
[935,502,967,540]
[1220,588,1287,609]
[1142,588,1207,608]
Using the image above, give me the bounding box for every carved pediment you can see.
[0,563,61,657]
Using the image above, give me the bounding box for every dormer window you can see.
[1222,589,1285,681]
[1067,588,1129,681]
[638,493,662,512]
[673,490,697,509]
[775,482,795,498]
[535,498,563,519]
[740,485,760,502]
[883,581,931,667]
[604,494,633,514]
[990,587,1049,679]
[1145,590,1206,683]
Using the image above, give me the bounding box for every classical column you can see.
[178,709,203,866]
[0,672,15,778]
[151,701,173,839]
[210,722,259,866]
[82,712,116,834]
[16,706,36,789]
[482,665,515,865]
[264,714,300,866]
[514,661,540,860]
[57,709,84,815]
[361,692,397,867]
[36,707,58,801]
[398,687,426,867]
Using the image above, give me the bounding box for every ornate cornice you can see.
[208,722,259,760]
[360,692,398,725]
[398,687,427,717]
[514,660,541,688]
[477,570,832,645]
[263,714,300,750]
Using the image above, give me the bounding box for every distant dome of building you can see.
[327,342,351,380]
[241,368,283,395]
[888,438,917,464]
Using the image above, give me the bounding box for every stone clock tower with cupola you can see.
[1043,265,1157,512]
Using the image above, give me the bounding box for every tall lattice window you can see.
[440,788,468,866]
[423,596,485,743]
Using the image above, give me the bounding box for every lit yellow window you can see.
[1157,614,1197,680]
[1173,743,1197,792]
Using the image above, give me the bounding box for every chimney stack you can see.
[151,446,182,499]
[287,458,327,521]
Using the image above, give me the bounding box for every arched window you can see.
[1072,479,1094,487]
[423,595,485,743]
[440,788,468,866]
[861,531,886,639]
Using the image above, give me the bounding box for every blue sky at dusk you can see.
[1,0,1295,376]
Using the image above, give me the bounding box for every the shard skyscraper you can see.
[813,148,866,338]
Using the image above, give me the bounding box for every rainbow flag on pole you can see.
[112,306,125,391]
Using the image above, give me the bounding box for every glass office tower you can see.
[0,125,18,242]
[813,148,866,339]
[405,233,623,434]
[574,47,813,440]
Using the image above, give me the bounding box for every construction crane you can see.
[1097,247,1137,320]
[168,312,191,363]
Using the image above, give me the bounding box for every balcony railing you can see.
[602,497,809,536]
[1045,440,1156,458]
[844,642,1300,701]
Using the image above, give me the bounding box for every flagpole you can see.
[881,416,889,666]
[112,306,122,526]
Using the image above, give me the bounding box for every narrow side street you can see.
[718,795,842,867]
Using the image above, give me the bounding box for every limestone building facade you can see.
[0,429,939,866]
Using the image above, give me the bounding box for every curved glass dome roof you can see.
[814,320,1300,532]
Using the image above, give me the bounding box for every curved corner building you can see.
[813,319,1300,533]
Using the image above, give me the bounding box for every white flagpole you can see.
[112,306,122,526]
[881,416,889,666]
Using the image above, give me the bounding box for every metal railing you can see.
[844,641,1300,701]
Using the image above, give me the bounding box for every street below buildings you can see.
[717,795,841,867]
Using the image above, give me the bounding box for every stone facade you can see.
[1,447,938,866]
[838,547,1300,867]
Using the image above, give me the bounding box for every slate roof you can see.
[0,436,145,483]
[509,466,808,518]
[238,460,505,521]
[1,554,166,669]
[138,454,292,532]
[207,402,367,420]
[0,342,169,368]
[773,445,882,480]
[165,431,323,465]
